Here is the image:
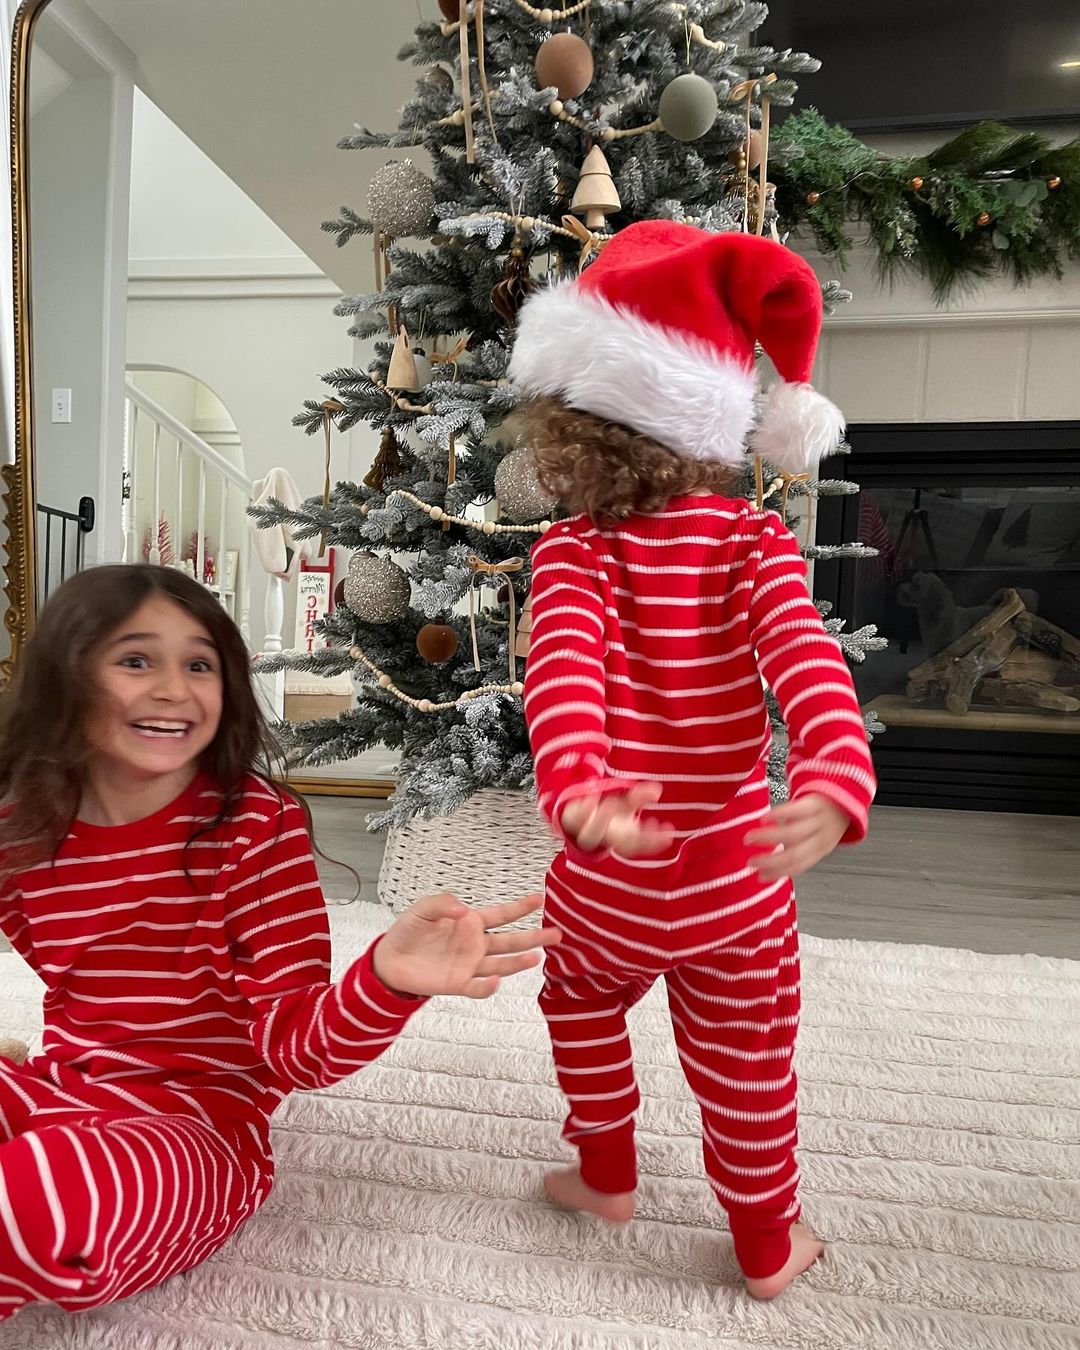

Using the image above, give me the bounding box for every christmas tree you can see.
[251,0,886,827]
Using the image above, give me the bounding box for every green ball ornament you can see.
[659,73,719,143]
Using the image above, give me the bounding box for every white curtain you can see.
[0,0,17,466]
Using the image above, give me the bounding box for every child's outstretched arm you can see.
[743,517,877,878]
[224,797,558,1091]
[524,527,672,857]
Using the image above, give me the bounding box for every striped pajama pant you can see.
[540,849,802,1280]
[0,1056,273,1319]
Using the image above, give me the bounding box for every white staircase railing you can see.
[122,379,287,716]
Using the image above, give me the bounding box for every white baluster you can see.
[263,575,285,653]
[255,572,286,722]
[149,420,162,565]
[175,438,183,567]
[196,463,206,586]
[216,476,228,608]
[127,404,140,564]
[122,397,132,562]
[239,523,252,643]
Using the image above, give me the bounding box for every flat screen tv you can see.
[761,0,1080,132]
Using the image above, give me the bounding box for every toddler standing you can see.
[511,222,876,1298]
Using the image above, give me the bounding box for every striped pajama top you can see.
[523,494,876,920]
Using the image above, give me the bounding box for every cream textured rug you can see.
[0,901,1077,1349]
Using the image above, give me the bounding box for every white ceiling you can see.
[75,0,432,291]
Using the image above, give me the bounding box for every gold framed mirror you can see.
[2,0,45,681]
[2,0,418,797]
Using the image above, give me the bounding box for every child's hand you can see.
[560,782,674,857]
[372,892,560,1000]
[743,793,851,880]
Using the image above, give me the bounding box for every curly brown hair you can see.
[523,396,739,522]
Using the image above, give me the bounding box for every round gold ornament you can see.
[494,447,556,522]
[343,552,411,623]
[806,190,821,205]
[416,623,460,663]
[534,32,594,102]
[1048,175,1062,190]
[908,175,924,191]
[367,160,436,238]
[658,72,719,142]
[977,211,991,226]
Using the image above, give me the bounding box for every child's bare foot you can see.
[744,1224,824,1300]
[543,1166,636,1223]
[0,1038,28,1065]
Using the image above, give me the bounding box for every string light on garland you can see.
[1048,175,1062,189]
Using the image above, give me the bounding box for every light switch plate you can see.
[51,388,72,424]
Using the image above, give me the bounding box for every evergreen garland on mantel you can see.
[774,112,1080,300]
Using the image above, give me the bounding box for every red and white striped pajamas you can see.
[0,776,424,1320]
[524,495,876,1279]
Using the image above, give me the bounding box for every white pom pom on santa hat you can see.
[749,380,845,475]
[510,221,844,475]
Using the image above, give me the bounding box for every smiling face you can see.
[85,594,224,789]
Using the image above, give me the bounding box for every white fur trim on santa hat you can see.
[749,381,845,474]
[509,284,757,467]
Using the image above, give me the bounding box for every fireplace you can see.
[814,421,1080,815]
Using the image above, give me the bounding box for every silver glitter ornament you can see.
[343,552,411,623]
[421,65,454,93]
[495,447,556,523]
[367,160,436,238]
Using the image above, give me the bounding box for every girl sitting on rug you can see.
[510,222,876,1300]
[0,564,558,1322]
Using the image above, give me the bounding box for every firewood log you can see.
[944,626,1019,715]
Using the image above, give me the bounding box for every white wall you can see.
[125,91,381,648]
[810,247,1080,422]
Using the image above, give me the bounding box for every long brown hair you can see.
[0,564,289,877]
[524,395,739,523]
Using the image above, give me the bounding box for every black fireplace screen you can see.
[851,482,1080,731]
[816,422,1080,813]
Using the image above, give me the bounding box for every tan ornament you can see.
[534,32,594,102]
[387,325,420,391]
[571,146,621,231]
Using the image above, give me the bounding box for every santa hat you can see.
[509,220,843,474]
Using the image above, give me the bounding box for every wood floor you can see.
[310,799,1080,960]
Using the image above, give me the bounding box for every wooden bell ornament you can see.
[387,325,421,391]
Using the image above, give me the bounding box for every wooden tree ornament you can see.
[571,145,621,230]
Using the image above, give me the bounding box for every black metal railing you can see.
[37,496,95,604]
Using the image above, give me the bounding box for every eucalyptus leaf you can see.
[992,228,1011,250]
